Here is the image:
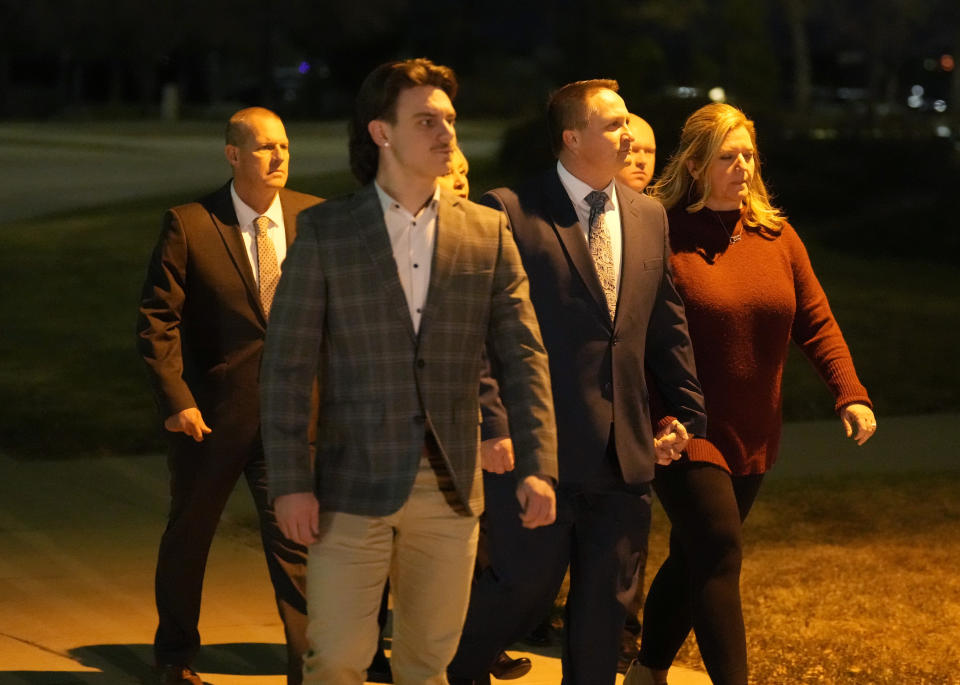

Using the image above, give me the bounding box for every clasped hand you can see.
[654,419,689,465]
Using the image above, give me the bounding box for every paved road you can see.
[0,121,500,224]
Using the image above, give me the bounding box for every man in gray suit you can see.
[260,58,558,685]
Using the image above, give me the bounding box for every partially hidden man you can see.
[137,107,321,685]
[260,58,558,685]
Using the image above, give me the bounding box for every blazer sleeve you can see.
[476,191,511,441]
[484,208,558,481]
[260,209,326,500]
[643,203,708,437]
[136,208,198,419]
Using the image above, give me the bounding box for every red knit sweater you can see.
[667,207,872,475]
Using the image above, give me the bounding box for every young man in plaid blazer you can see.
[260,59,558,685]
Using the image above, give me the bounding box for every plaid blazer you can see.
[261,184,557,517]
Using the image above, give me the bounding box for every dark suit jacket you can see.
[136,182,323,456]
[260,184,557,517]
[480,169,707,486]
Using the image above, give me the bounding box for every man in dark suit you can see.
[260,58,557,685]
[447,80,708,685]
[137,107,322,685]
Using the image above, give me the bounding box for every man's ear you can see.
[368,119,391,147]
[225,144,239,167]
[562,129,579,153]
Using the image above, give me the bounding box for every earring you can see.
[383,141,390,148]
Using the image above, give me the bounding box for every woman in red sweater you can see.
[631,103,877,685]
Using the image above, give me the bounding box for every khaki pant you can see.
[302,458,479,685]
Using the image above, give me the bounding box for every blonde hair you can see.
[650,103,784,234]
[438,144,470,199]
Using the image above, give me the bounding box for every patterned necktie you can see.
[585,190,617,319]
[254,215,280,319]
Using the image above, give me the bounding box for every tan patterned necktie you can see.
[254,215,280,319]
[585,190,617,319]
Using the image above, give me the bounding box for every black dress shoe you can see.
[157,664,203,685]
[367,646,393,683]
[489,651,532,680]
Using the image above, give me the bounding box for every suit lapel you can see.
[350,185,417,344]
[543,171,611,327]
[616,181,643,325]
[279,188,298,248]
[419,189,463,341]
[208,183,266,325]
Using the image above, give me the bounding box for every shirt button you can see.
[417,359,426,368]
[413,263,419,268]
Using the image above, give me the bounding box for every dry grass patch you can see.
[647,472,960,684]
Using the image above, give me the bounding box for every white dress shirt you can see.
[556,161,623,293]
[374,182,440,334]
[230,183,287,287]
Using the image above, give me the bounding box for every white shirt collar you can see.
[556,160,618,215]
[373,181,440,219]
[230,182,283,229]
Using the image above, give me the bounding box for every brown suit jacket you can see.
[136,182,323,456]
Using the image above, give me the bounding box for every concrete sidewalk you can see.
[0,453,709,684]
[1,413,955,683]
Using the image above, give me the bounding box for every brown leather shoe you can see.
[158,664,203,685]
[489,651,532,680]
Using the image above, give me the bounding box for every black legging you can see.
[639,462,764,685]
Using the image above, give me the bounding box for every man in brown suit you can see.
[136,107,322,685]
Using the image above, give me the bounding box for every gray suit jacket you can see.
[261,184,557,517]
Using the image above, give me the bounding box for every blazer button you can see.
[417,359,426,368]
[603,382,612,394]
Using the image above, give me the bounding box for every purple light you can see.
[298,61,310,75]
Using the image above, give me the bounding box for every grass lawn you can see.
[657,471,960,683]
[1,166,957,458]
[0,170,359,459]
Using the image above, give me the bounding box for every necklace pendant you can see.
[729,234,742,244]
